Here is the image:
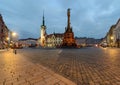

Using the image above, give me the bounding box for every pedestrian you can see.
[14,49,17,54]
[13,49,17,54]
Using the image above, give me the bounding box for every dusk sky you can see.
[0,0,120,39]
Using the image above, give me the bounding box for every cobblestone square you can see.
[0,47,120,85]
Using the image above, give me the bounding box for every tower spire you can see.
[42,11,45,26]
[0,13,2,18]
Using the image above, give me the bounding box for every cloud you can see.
[0,0,120,39]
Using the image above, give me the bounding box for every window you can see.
[1,29,3,33]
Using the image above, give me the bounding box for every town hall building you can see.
[39,8,76,48]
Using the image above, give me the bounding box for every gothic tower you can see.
[62,8,77,47]
[41,12,47,47]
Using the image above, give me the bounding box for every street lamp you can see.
[110,36,114,47]
[9,31,18,48]
[6,37,10,41]
[12,32,17,37]
[111,36,114,40]
[10,32,17,41]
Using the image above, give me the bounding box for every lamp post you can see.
[110,36,114,47]
[111,36,114,40]
[10,31,18,48]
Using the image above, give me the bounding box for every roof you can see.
[46,33,64,38]
[108,24,116,33]
[116,18,120,26]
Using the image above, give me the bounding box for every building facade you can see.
[39,12,64,48]
[46,33,63,48]
[113,19,120,47]
[75,37,86,47]
[106,25,115,47]
[0,14,9,49]
[103,19,120,47]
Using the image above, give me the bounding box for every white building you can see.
[39,13,64,48]
[46,33,63,48]
[40,14,47,47]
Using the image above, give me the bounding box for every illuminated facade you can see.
[46,33,63,48]
[113,19,120,47]
[39,12,63,48]
[40,13,47,47]
[106,25,116,47]
[104,18,120,47]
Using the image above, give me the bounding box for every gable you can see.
[115,19,120,30]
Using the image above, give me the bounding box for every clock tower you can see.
[41,13,47,47]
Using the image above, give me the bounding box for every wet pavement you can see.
[19,47,120,85]
[1,47,120,85]
[0,49,75,85]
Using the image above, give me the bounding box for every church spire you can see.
[42,11,45,26]
[0,13,2,18]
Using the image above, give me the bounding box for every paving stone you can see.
[1,48,120,85]
[13,79,26,85]
[0,49,76,85]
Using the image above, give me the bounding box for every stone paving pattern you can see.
[0,49,76,85]
[19,47,120,85]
